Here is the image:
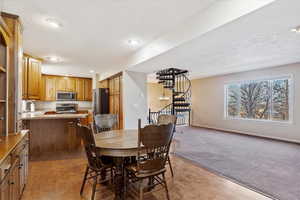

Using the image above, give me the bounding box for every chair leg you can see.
[80,165,89,196]
[110,167,114,184]
[162,173,170,200]
[124,170,127,199]
[168,155,174,177]
[91,176,98,200]
[139,179,144,200]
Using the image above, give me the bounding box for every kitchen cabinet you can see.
[84,78,92,101]
[76,78,85,101]
[102,72,123,129]
[22,54,42,100]
[9,160,20,200]
[0,23,9,136]
[19,145,28,195]
[22,56,28,100]
[66,77,76,92]
[56,77,67,92]
[56,77,76,92]
[40,75,92,101]
[0,174,10,200]
[98,79,108,88]
[42,75,56,101]
[0,133,29,200]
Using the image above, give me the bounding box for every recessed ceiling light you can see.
[291,26,300,33]
[127,39,140,46]
[45,56,61,63]
[45,18,62,28]
[89,70,95,73]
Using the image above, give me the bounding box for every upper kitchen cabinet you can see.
[66,77,76,92]
[22,56,28,99]
[56,76,76,92]
[55,77,67,92]
[22,54,42,100]
[84,78,92,101]
[76,78,85,101]
[41,75,92,101]
[41,75,56,101]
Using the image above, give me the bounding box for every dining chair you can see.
[77,123,114,200]
[157,114,177,177]
[124,119,174,200]
[93,114,118,133]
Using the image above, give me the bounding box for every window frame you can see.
[224,75,294,124]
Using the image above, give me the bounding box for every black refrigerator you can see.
[93,88,109,115]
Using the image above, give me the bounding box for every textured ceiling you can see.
[3,0,216,77]
[2,0,290,80]
[136,0,300,81]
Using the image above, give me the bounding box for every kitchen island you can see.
[22,113,88,158]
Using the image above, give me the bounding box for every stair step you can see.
[158,77,173,81]
[164,86,174,89]
[174,70,188,75]
[156,69,188,76]
[173,103,190,107]
[173,92,184,96]
[173,97,185,101]
[175,108,191,113]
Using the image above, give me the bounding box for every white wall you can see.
[191,63,300,143]
[123,71,148,129]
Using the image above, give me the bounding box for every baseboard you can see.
[191,124,300,145]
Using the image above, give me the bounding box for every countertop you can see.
[0,130,29,164]
[21,112,88,120]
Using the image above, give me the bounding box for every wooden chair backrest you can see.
[157,114,177,132]
[77,123,104,170]
[137,119,174,174]
[94,114,118,132]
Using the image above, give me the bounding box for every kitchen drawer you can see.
[11,136,29,161]
[0,155,11,181]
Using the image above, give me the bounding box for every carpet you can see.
[174,127,300,200]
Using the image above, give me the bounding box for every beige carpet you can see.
[175,127,300,200]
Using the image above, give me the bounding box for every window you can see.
[225,76,292,122]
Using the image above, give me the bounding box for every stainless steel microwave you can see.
[56,91,77,101]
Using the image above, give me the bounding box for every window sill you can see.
[224,117,293,125]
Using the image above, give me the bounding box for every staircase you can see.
[148,68,191,125]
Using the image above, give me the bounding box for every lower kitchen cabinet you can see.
[0,133,29,200]
[10,160,20,200]
[0,175,10,200]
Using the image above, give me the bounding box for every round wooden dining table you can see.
[94,129,139,200]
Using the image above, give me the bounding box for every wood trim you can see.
[0,66,6,73]
[23,53,43,62]
[0,21,11,45]
[191,125,300,145]
[1,12,19,20]
[1,12,24,33]
[42,74,92,80]
[0,16,12,38]
[99,71,123,83]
